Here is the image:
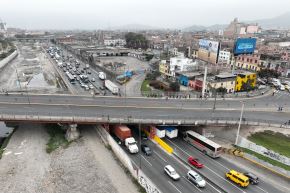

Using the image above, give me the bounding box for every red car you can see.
[188,156,204,168]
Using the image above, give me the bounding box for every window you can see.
[231,81,233,84]
[255,60,257,63]
[187,134,215,151]
[247,58,249,62]
[250,59,253,63]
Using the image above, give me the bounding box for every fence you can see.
[238,136,290,166]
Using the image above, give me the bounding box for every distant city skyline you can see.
[1,0,290,30]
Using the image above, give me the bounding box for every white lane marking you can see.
[167,139,245,192]
[255,186,269,193]
[166,139,190,156]
[204,166,246,193]
[14,152,23,155]
[168,180,183,193]
[141,155,152,166]
[206,179,223,193]
[155,151,167,163]
[182,176,202,192]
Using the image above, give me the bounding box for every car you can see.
[99,86,105,90]
[141,144,152,156]
[81,70,84,73]
[87,70,91,74]
[188,156,204,168]
[91,78,95,82]
[84,85,89,90]
[243,172,259,185]
[187,170,206,188]
[89,84,94,89]
[164,165,180,180]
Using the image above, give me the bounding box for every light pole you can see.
[138,122,142,169]
[235,101,245,146]
[213,86,217,111]
[25,83,30,105]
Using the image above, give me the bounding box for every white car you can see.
[89,84,94,89]
[91,78,95,82]
[164,165,180,180]
[187,170,206,188]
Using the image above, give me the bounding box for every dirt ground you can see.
[0,124,138,193]
[0,41,66,94]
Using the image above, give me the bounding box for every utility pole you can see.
[235,101,245,145]
[202,66,207,98]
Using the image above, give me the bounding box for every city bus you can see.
[66,72,75,84]
[183,130,222,158]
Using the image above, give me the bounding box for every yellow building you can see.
[235,71,257,92]
[159,60,171,77]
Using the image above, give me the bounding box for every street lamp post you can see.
[139,122,142,169]
[235,101,245,146]
[213,87,217,111]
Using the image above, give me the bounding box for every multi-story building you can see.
[218,50,232,65]
[208,74,236,93]
[224,18,260,39]
[235,54,261,72]
[169,54,197,77]
[234,71,257,92]
[104,38,126,46]
[159,60,171,77]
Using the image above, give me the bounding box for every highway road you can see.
[0,94,289,124]
[163,137,287,193]
[119,127,222,193]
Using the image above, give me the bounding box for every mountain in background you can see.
[250,12,290,29]
[183,24,227,32]
[109,24,162,31]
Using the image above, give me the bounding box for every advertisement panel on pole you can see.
[234,38,256,55]
[198,39,220,64]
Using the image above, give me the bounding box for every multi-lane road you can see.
[118,126,288,193]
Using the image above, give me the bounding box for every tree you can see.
[146,71,160,81]
[170,81,180,92]
[258,68,281,79]
[125,32,149,50]
[216,87,227,95]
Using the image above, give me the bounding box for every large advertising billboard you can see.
[198,39,220,64]
[234,38,256,55]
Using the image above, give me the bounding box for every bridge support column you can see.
[65,124,79,141]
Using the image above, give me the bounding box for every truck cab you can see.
[125,137,139,154]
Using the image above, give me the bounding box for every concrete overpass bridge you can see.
[15,36,53,43]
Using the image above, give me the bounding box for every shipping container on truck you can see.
[105,80,119,94]
[112,125,132,142]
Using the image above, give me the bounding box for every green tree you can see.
[125,32,149,50]
[258,68,281,79]
[216,87,227,95]
[170,81,180,92]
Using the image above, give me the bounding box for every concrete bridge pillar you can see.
[65,124,80,141]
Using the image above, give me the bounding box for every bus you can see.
[183,130,222,158]
[66,72,75,84]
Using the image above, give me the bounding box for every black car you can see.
[141,144,152,156]
[244,172,259,184]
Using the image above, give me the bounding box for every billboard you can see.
[234,38,256,55]
[198,39,220,64]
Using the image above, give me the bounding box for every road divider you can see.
[143,129,173,154]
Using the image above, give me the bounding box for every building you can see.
[176,72,201,86]
[235,54,261,72]
[169,55,197,77]
[104,38,126,46]
[208,74,236,93]
[224,18,260,38]
[0,19,6,37]
[234,71,257,92]
[218,50,232,65]
[159,60,171,77]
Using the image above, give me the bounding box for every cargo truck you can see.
[105,80,119,95]
[112,125,139,154]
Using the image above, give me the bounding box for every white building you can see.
[218,51,231,65]
[169,54,197,77]
[104,38,126,46]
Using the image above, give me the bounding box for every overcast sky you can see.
[1,0,290,30]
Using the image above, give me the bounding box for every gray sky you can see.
[1,0,290,30]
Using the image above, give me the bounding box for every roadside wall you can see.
[0,50,18,70]
[238,136,290,166]
[95,125,162,193]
